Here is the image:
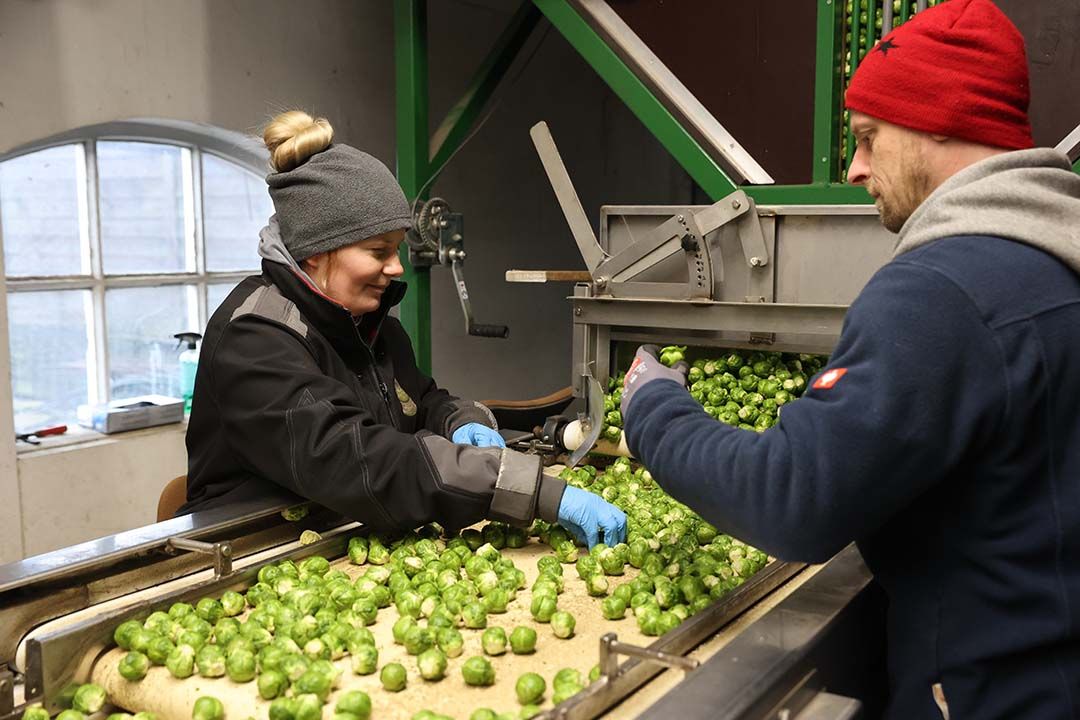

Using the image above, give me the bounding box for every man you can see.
[620,1,1080,718]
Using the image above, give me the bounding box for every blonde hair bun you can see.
[263,110,334,172]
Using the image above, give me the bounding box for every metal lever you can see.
[450,255,509,339]
[166,537,233,578]
[598,632,700,679]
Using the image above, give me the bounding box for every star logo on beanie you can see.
[877,38,899,56]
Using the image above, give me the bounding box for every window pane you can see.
[7,290,91,431]
[106,285,197,400]
[0,144,87,277]
[202,153,269,271]
[206,282,238,324]
[98,141,190,274]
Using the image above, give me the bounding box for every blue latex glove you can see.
[557,485,628,548]
[452,422,506,448]
[621,344,689,416]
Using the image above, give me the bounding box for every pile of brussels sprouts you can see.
[600,346,825,440]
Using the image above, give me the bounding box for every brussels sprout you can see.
[128,628,156,654]
[146,635,175,665]
[601,596,627,620]
[225,647,256,682]
[258,669,289,700]
[293,694,324,720]
[299,529,322,545]
[417,647,448,681]
[20,705,50,720]
[211,618,240,647]
[113,620,143,650]
[55,712,85,720]
[279,653,310,683]
[368,539,391,565]
[474,542,500,563]
[351,644,378,675]
[337,690,372,720]
[482,588,510,614]
[530,595,556,623]
[553,667,583,691]
[196,645,226,678]
[598,548,624,576]
[586,574,609,597]
[469,710,498,720]
[508,625,537,655]
[520,706,542,719]
[165,643,196,678]
[132,712,157,720]
[70,684,106,714]
[346,536,371,567]
[381,662,407,692]
[589,664,602,683]
[191,696,224,720]
[462,601,488,629]
[403,626,435,655]
[575,556,599,579]
[550,610,576,639]
[392,615,417,644]
[294,669,333,702]
[195,598,224,624]
[461,656,495,686]
[118,651,150,681]
[481,626,507,656]
[554,540,579,564]
[437,627,465,658]
[481,523,507,550]
[510,672,545,705]
[505,526,527,549]
[218,590,244,617]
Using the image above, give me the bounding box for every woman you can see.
[180,111,624,547]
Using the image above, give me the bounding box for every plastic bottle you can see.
[174,332,203,415]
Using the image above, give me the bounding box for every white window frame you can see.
[1,119,271,408]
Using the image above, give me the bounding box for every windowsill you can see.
[16,419,189,456]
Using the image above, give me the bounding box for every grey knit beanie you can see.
[266,144,412,261]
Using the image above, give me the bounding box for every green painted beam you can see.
[534,0,737,201]
[745,183,874,205]
[812,0,844,183]
[394,0,432,373]
[429,2,541,174]
[1073,156,1080,174]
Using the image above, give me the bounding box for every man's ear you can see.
[302,253,324,274]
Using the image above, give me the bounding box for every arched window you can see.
[0,120,273,432]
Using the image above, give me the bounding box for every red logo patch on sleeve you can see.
[812,367,848,390]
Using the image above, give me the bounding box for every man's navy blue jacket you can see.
[625,151,1080,720]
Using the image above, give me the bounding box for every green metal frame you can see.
[533,0,737,201]
[394,0,542,371]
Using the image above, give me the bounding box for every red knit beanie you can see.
[845,0,1034,150]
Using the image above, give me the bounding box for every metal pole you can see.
[812,0,844,184]
[394,0,432,373]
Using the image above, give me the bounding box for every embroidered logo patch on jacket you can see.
[812,368,848,390]
[395,380,417,416]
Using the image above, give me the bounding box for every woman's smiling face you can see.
[303,229,405,315]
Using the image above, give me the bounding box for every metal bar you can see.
[573,297,849,338]
[394,0,432,373]
[528,122,605,272]
[24,524,359,710]
[534,0,738,201]
[917,0,928,11]
[546,560,804,719]
[747,183,873,206]
[812,0,845,184]
[599,633,700,677]
[882,0,894,35]
[429,2,540,173]
[844,0,863,173]
[901,0,912,24]
[5,273,250,292]
[637,545,873,720]
[569,0,773,185]
[867,0,879,50]
[165,537,233,578]
[1055,122,1080,163]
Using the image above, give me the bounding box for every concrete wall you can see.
[0,0,690,558]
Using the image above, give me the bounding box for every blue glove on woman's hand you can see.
[451,422,506,448]
[557,485,628,548]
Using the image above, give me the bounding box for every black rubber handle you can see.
[469,323,510,339]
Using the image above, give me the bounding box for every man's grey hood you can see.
[895,148,1080,274]
[259,215,323,289]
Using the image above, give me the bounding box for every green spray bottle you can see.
[174,332,203,414]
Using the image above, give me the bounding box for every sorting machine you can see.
[0,2,913,717]
[0,134,897,718]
